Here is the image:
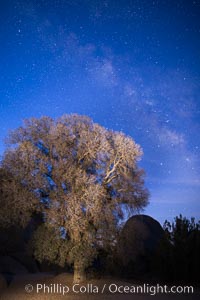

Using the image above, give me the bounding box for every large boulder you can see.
[0,274,7,291]
[0,256,28,275]
[0,227,26,255]
[116,215,166,277]
[11,252,39,273]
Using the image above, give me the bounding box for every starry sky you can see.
[0,0,200,224]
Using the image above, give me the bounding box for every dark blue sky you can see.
[0,0,200,224]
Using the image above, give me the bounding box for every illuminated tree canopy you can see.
[2,114,149,282]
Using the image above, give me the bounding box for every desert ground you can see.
[0,273,199,300]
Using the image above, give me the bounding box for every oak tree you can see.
[0,167,37,228]
[2,114,149,282]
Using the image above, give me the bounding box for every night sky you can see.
[0,0,200,224]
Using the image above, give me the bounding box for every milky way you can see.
[0,0,200,223]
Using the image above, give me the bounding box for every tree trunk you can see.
[73,260,86,283]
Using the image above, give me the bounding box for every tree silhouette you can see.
[163,215,200,283]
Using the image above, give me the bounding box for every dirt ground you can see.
[0,273,199,300]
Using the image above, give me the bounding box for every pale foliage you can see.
[2,114,149,270]
[0,168,37,227]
